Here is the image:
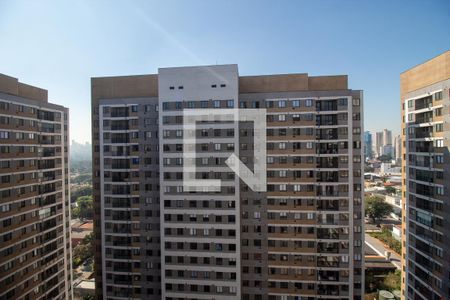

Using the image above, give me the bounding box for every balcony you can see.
[316,134,339,141]
[317,231,339,240]
[317,258,340,268]
[110,120,130,130]
[414,131,433,139]
[318,270,340,281]
[317,157,339,168]
[317,200,340,211]
[110,108,129,118]
[414,97,432,110]
[112,253,133,260]
[316,101,338,112]
[317,242,339,254]
[317,285,340,295]
[111,199,131,208]
[316,172,339,182]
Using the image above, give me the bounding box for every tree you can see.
[73,196,93,220]
[381,270,401,291]
[365,195,393,224]
[71,185,92,203]
[72,173,92,185]
[73,233,94,268]
[385,186,396,195]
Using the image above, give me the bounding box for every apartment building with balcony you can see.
[400,50,450,300]
[91,75,161,299]
[92,65,364,300]
[0,74,72,299]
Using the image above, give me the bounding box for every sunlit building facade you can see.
[400,50,450,300]
[92,65,364,300]
[0,74,72,300]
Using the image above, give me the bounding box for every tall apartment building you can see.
[383,129,392,148]
[400,50,450,300]
[364,131,373,159]
[91,75,161,299]
[0,74,72,299]
[374,131,383,158]
[92,65,364,300]
[394,135,402,164]
[374,129,393,158]
[382,129,393,158]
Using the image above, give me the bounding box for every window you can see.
[435,139,444,147]
[292,100,300,107]
[1,204,11,212]
[435,155,444,164]
[178,86,183,89]
[278,100,286,108]
[352,98,360,106]
[338,98,348,106]
[0,116,9,124]
[163,130,171,138]
[278,114,286,122]
[407,99,413,108]
[0,101,9,110]
[211,84,217,88]
[305,99,313,107]
[433,91,442,101]
[131,105,138,112]
[214,100,221,108]
[0,131,8,139]
[226,100,234,108]
[408,113,413,121]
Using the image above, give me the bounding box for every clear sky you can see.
[0,0,449,143]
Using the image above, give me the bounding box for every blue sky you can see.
[0,0,449,143]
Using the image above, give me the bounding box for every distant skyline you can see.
[1,0,449,142]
